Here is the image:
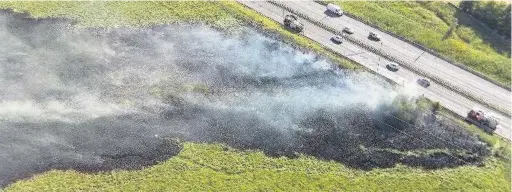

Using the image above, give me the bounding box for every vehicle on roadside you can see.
[326,3,343,16]
[342,27,354,34]
[386,62,399,71]
[368,32,381,41]
[417,78,430,88]
[331,35,342,44]
[284,15,304,33]
[465,109,498,133]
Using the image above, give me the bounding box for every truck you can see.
[284,15,304,33]
[327,3,343,16]
[465,109,498,133]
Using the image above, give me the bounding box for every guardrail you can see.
[268,0,511,117]
[236,1,398,88]
[313,1,511,91]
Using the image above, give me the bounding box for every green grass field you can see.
[0,1,509,191]
[0,1,236,28]
[4,141,510,192]
[0,1,360,71]
[329,1,511,86]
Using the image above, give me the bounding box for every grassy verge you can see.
[441,111,511,187]
[0,1,361,71]
[328,1,511,85]
[5,141,510,192]
[425,97,511,188]
[420,97,509,156]
[0,1,236,28]
[440,110,511,159]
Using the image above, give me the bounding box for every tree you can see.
[459,1,511,38]
[459,1,474,13]
[499,5,511,37]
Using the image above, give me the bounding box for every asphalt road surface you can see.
[239,1,511,140]
[281,1,511,115]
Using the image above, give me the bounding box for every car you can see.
[326,3,344,16]
[368,32,381,41]
[331,35,342,44]
[342,27,354,34]
[386,62,399,71]
[417,78,430,88]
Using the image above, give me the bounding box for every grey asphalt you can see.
[239,1,511,140]
[282,1,511,115]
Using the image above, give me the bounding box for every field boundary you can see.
[313,0,511,90]
[268,0,511,117]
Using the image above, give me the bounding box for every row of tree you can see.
[459,1,511,38]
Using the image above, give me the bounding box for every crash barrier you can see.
[268,0,511,117]
[237,1,398,89]
[313,1,511,91]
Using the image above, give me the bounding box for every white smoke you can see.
[0,11,419,186]
[0,23,402,124]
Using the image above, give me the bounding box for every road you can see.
[239,1,511,140]
[280,1,511,116]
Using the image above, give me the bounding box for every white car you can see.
[342,27,354,34]
[386,62,399,71]
[331,35,342,44]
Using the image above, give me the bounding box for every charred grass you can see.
[4,141,510,192]
[3,96,510,192]
[0,1,509,191]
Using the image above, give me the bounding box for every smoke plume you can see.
[0,11,488,187]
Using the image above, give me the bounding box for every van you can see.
[327,3,343,16]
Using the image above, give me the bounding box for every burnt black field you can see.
[0,11,489,187]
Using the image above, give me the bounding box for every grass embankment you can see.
[0,1,234,28]
[442,113,511,190]
[329,1,511,85]
[0,1,509,191]
[5,142,510,192]
[0,1,360,71]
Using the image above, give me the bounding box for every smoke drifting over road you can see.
[0,11,489,186]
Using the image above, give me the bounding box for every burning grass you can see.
[0,1,508,191]
[169,95,491,171]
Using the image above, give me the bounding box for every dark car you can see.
[368,32,381,41]
[417,78,430,88]
[386,62,399,71]
[331,35,342,44]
